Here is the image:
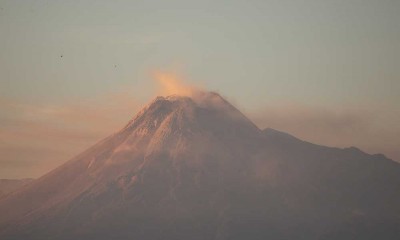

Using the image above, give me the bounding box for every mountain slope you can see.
[0,179,33,199]
[0,92,399,240]
[260,128,400,239]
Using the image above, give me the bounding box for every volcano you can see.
[0,92,399,240]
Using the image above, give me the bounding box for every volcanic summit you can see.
[0,92,399,240]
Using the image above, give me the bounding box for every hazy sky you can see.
[1,0,399,178]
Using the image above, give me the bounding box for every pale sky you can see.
[1,0,399,178]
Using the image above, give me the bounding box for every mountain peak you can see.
[1,91,400,240]
[123,91,259,135]
[148,91,227,109]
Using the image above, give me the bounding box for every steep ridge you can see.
[0,92,399,240]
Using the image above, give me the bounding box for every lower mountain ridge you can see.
[0,92,399,240]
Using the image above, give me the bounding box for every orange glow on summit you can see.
[153,71,197,97]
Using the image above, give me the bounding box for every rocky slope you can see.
[0,92,399,240]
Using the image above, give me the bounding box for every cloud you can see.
[249,103,400,161]
[152,71,202,97]
[0,91,141,178]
